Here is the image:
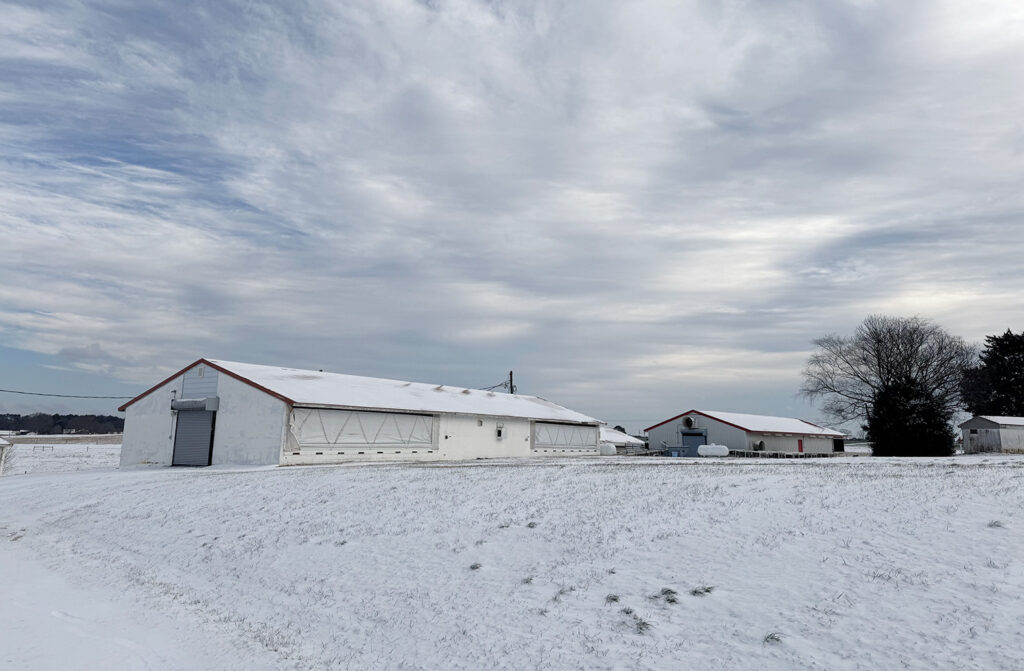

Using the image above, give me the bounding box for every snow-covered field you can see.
[1,442,120,476]
[2,453,1023,670]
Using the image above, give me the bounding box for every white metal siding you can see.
[702,421,748,451]
[750,433,834,454]
[438,415,531,459]
[210,373,288,466]
[120,376,183,467]
[646,422,676,451]
[1001,427,1024,453]
[181,364,218,399]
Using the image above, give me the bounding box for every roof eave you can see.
[292,401,599,424]
[118,358,296,412]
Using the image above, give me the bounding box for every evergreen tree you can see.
[866,377,954,457]
[961,329,1024,416]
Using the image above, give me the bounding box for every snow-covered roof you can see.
[975,416,1024,427]
[121,359,599,425]
[0,437,10,447]
[646,409,844,437]
[599,426,645,445]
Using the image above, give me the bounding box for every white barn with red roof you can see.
[119,359,601,467]
[644,409,844,456]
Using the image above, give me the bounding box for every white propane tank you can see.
[697,443,729,457]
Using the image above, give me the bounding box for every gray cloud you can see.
[1,0,1022,431]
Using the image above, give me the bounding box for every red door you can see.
[798,439,804,453]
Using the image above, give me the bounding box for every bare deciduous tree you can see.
[801,315,977,423]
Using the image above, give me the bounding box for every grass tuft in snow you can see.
[521,576,533,584]
[987,520,1005,528]
[526,521,538,528]
[649,587,679,604]
[605,594,620,604]
[661,588,679,604]
[469,563,482,570]
[763,632,783,645]
[690,585,715,597]
[619,606,653,634]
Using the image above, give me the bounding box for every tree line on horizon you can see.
[802,315,1023,457]
[0,413,124,435]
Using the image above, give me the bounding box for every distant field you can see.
[5,433,122,445]
[1,442,120,476]
[1,454,1022,670]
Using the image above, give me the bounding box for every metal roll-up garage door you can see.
[173,410,215,466]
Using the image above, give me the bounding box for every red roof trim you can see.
[644,409,702,433]
[645,409,842,437]
[118,358,295,412]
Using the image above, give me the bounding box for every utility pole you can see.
[509,370,516,394]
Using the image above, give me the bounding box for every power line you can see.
[0,388,134,400]
[478,371,516,394]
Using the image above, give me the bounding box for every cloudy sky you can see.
[1,0,1022,431]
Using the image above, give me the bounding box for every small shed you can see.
[118,358,601,467]
[645,409,844,456]
[959,416,1024,454]
[599,426,646,455]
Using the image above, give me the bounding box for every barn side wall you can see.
[211,374,288,466]
[119,376,183,467]
[702,421,750,451]
[962,427,1002,453]
[646,422,678,451]
[750,432,833,454]
[997,427,1024,454]
[438,415,532,459]
[648,414,747,451]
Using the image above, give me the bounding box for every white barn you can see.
[599,426,646,455]
[119,359,601,467]
[959,416,1024,454]
[645,409,844,456]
